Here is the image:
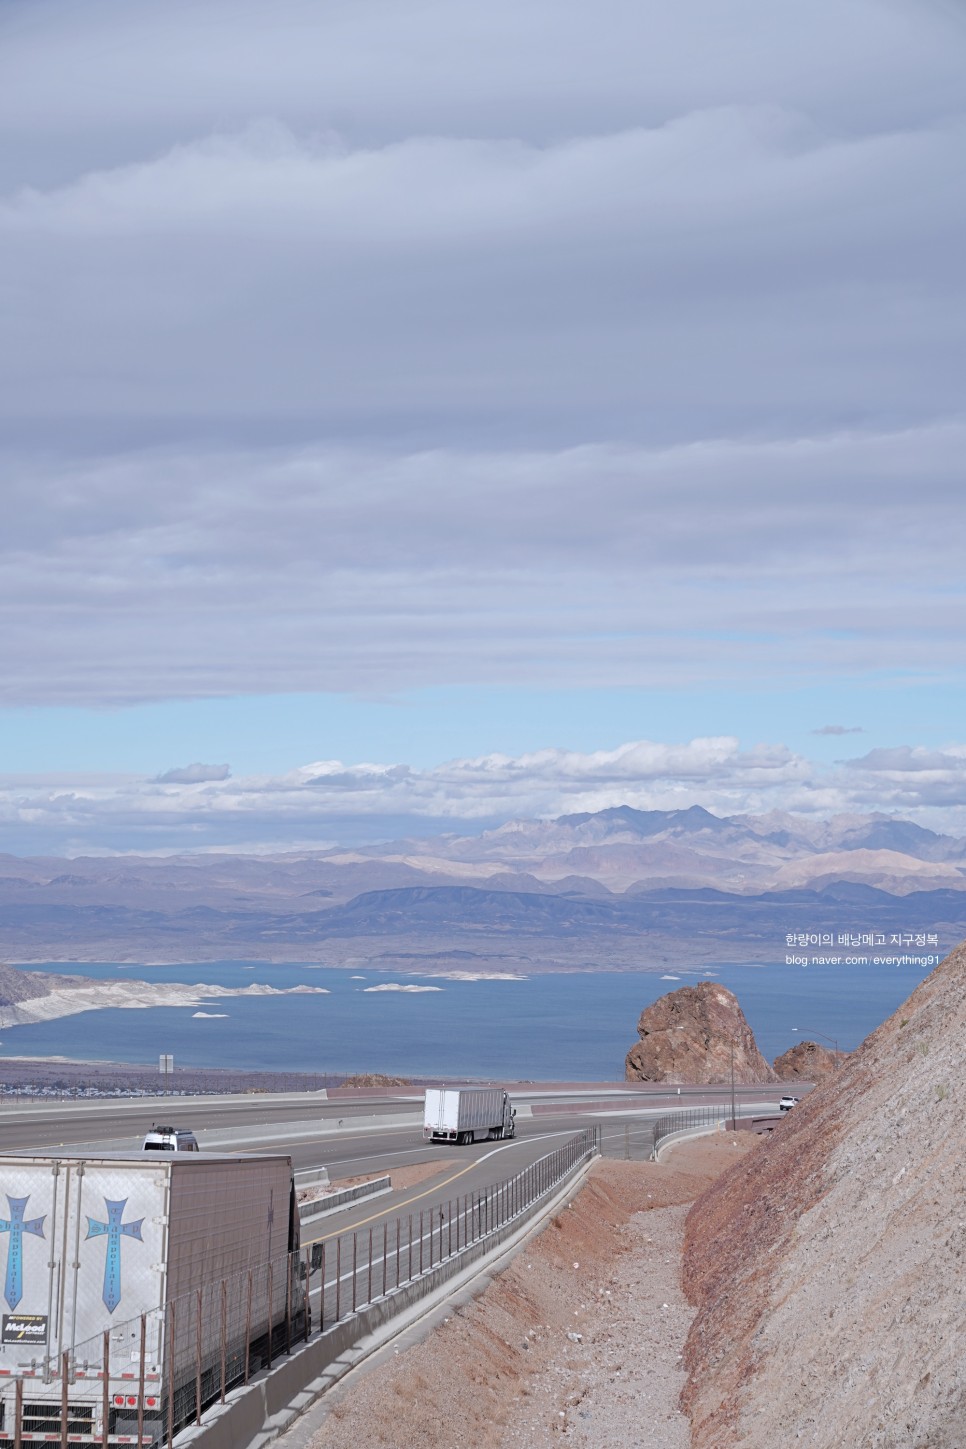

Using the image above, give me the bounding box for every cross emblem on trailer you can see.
[0,1196,46,1310]
[86,1199,144,1313]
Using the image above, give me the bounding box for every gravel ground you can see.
[284,1135,755,1449]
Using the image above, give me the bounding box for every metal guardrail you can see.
[0,1129,599,1447]
[650,1105,730,1157]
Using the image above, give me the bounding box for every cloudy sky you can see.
[2,0,965,854]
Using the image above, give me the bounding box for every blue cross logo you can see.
[0,1196,46,1310]
[86,1199,144,1313]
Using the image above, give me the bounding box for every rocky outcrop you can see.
[682,939,966,1449]
[773,1040,847,1079]
[624,983,778,1084]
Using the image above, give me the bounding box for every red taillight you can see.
[114,1395,125,1406]
[146,1398,157,1407]
[127,1396,137,1406]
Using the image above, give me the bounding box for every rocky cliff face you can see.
[682,940,966,1449]
[773,1039,846,1079]
[0,961,81,1005]
[624,982,778,1084]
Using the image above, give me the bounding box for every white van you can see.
[142,1123,200,1151]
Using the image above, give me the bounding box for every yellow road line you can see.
[306,1158,489,1242]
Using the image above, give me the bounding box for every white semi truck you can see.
[0,1150,304,1445]
[423,1087,516,1144]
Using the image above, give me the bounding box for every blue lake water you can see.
[0,958,936,1081]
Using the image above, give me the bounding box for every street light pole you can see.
[730,1039,737,1131]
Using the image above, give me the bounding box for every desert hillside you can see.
[682,938,966,1448]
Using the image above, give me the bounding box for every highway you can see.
[0,1081,789,1239]
[0,1083,794,1387]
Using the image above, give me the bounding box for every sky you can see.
[1,0,965,855]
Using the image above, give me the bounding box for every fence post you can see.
[60,1348,69,1449]
[194,1290,203,1426]
[383,1221,388,1297]
[285,1256,292,1355]
[244,1271,253,1385]
[101,1329,111,1449]
[351,1235,358,1313]
[419,1211,424,1274]
[15,1372,23,1449]
[304,1247,312,1338]
[367,1228,373,1306]
[137,1313,147,1448]
[220,1280,228,1401]
[319,1242,326,1333]
[267,1264,274,1371]
[408,1214,413,1282]
[336,1237,342,1321]
[167,1303,175,1449]
[396,1218,400,1291]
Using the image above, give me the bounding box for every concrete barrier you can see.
[299,1176,391,1224]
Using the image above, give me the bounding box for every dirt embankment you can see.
[296,1136,756,1449]
[682,941,966,1448]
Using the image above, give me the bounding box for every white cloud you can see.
[2,735,966,854]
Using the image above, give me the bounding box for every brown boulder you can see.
[625,982,777,1084]
[773,1040,847,1079]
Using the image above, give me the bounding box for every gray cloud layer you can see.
[1,1,964,707]
[2,428,965,703]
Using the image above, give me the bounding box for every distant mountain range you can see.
[1,806,963,970]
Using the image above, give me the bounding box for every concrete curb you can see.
[175,1155,596,1449]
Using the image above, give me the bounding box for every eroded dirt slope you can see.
[683,940,966,1448]
[297,1140,754,1449]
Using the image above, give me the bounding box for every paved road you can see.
[0,1085,792,1338]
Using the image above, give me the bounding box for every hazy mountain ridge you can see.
[1,806,962,967]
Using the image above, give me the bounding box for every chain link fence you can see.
[0,1128,597,1446]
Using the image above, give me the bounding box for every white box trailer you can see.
[423,1087,516,1144]
[0,1151,303,1444]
